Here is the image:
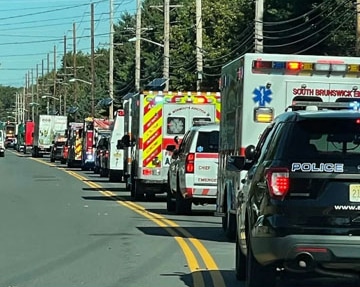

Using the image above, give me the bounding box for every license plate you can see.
[349,184,360,202]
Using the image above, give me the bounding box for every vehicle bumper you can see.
[184,186,217,198]
[251,233,360,269]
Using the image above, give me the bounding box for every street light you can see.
[128,36,168,91]
[42,95,59,115]
[69,77,94,117]
[128,37,164,48]
[69,78,92,85]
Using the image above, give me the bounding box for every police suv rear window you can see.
[196,131,219,153]
[279,119,360,160]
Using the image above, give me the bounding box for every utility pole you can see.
[42,59,44,114]
[31,69,34,120]
[23,74,26,122]
[63,35,67,116]
[254,0,264,53]
[27,73,30,120]
[135,0,142,91]
[196,0,203,91]
[73,22,78,104]
[91,3,95,117]
[36,64,39,116]
[47,53,50,74]
[164,0,170,91]
[53,45,57,114]
[356,0,360,55]
[109,0,114,120]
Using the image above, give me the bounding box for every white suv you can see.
[166,122,219,214]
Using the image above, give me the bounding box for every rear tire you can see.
[235,232,246,280]
[246,234,276,287]
[175,187,191,215]
[223,211,236,241]
[109,170,120,182]
[132,179,144,200]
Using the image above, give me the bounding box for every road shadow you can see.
[174,269,359,287]
[82,194,133,201]
[82,187,127,192]
[82,179,112,183]
[137,225,229,243]
[161,270,238,287]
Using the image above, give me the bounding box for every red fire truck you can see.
[24,121,34,154]
[81,117,111,171]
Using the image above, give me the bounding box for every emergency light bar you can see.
[252,60,356,74]
[286,101,355,111]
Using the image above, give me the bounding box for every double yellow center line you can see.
[66,170,226,287]
[30,157,226,287]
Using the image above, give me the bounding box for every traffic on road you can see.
[5,53,360,287]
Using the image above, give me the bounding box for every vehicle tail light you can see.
[185,153,195,173]
[265,167,290,199]
[105,150,109,158]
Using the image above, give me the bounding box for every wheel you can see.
[175,186,192,215]
[0,152,4,158]
[167,191,176,212]
[94,166,100,174]
[246,233,276,287]
[32,147,37,158]
[61,159,66,164]
[223,211,236,241]
[50,157,55,162]
[235,232,246,280]
[109,170,119,182]
[131,179,144,200]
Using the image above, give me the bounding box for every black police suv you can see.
[229,104,360,286]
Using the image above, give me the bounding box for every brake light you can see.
[185,153,195,173]
[265,167,290,199]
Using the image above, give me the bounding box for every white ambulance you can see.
[217,53,360,240]
[126,90,221,200]
[107,109,126,182]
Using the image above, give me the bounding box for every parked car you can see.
[94,133,110,175]
[5,136,16,149]
[50,136,67,163]
[167,122,219,214]
[231,102,360,287]
[99,137,111,177]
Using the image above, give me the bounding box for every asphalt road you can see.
[1,150,358,287]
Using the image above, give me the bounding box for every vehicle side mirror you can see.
[226,156,246,172]
[166,144,176,152]
[117,139,125,150]
[245,145,256,161]
[121,134,130,147]
[172,149,180,159]
[174,136,179,144]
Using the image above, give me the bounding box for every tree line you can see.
[0,0,355,120]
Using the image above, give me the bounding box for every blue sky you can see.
[0,0,136,88]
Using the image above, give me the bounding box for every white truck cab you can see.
[107,109,126,182]
[0,130,5,157]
